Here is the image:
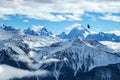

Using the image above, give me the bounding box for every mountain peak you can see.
[67,26,89,39]
[57,24,90,39]
[71,36,108,50]
[29,26,44,32]
[66,24,85,31]
[24,26,53,37]
[0,24,17,31]
[56,32,67,39]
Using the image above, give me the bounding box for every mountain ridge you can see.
[24,26,53,37]
[57,26,120,42]
[0,26,120,80]
[1,24,120,42]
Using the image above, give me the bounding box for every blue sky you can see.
[0,0,120,34]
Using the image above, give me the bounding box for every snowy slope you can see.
[0,27,63,80]
[23,35,61,48]
[0,29,61,64]
[0,30,25,41]
[30,37,120,80]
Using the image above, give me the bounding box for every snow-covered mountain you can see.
[57,26,120,42]
[87,32,120,42]
[0,27,120,80]
[0,24,120,80]
[0,24,54,37]
[33,37,120,80]
[67,27,89,39]
[1,24,120,42]
[0,28,62,80]
[24,26,53,37]
[57,25,90,39]
[0,24,18,31]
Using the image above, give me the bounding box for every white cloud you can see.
[100,13,120,22]
[0,64,48,80]
[100,41,120,52]
[0,15,10,20]
[107,30,120,36]
[23,19,29,23]
[30,25,44,32]
[65,23,84,33]
[85,13,96,21]
[0,0,120,21]
[65,14,82,21]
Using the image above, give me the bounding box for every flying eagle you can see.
[87,24,90,29]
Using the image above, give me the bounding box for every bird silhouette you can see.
[87,24,90,29]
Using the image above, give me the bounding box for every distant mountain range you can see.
[1,24,120,42]
[0,24,53,37]
[57,25,120,42]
